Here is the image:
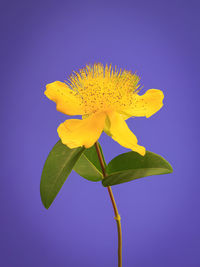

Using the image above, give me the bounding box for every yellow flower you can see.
[45,63,164,156]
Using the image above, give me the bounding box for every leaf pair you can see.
[40,140,173,209]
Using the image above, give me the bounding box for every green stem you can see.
[95,142,122,267]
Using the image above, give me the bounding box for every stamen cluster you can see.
[65,63,141,114]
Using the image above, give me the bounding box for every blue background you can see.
[1,0,200,266]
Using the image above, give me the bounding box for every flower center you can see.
[66,63,141,114]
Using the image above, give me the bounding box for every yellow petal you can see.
[44,81,84,115]
[57,112,106,149]
[122,89,164,118]
[105,111,146,156]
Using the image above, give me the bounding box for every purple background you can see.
[1,0,200,266]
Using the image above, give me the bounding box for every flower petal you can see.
[105,111,145,156]
[122,89,164,118]
[58,112,106,149]
[45,81,84,115]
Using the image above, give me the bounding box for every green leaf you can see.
[73,142,105,182]
[102,151,173,187]
[40,140,85,209]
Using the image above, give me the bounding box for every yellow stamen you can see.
[65,63,141,114]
